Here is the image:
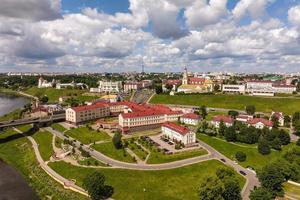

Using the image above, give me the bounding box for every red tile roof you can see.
[247,118,273,127]
[164,79,182,86]
[271,112,283,119]
[212,115,233,123]
[162,121,190,136]
[71,102,109,112]
[188,77,205,84]
[181,113,202,120]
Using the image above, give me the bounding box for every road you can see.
[46,127,259,199]
[0,114,65,129]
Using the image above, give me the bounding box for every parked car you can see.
[220,158,226,163]
[239,171,247,176]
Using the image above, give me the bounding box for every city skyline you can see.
[0,0,300,73]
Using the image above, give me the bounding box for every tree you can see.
[40,95,49,104]
[278,130,290,145]
[249,187,273,200]
[245,105,256,115]
[235,151,247,162]
[284,115,291,127]
[270,115,279,128]
[258,163,285,197]
[198,176,224,200]
[228,110,239,119]
[214,84,220,92]
[271,138,282,151]
[222,178,242,200]
[216,168,235,180]
[219,120,226,136]
[224,126,236,142]
[83,172,114,200]
[258,138,271,155]
[112,131,123,149]
[199,106,208,119]
[297,138,300,146]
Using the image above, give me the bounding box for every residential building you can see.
[65,102,110,124]
[161,122,196,146]
[123,80,152,92]
[247,118,273,130]
[222,84,246,94]
[236,114,253,123]
[270,112,284,126]
[90,81,122,94]
[180,113,202,125]
[211,115,234,128]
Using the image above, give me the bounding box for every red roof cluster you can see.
[188,77,205,84]
[247,118,273,127]
[272,112,283,119]
[162,121,190,136]
[181,113,202,120]
[164,79,182,86]
[212,115,234,124]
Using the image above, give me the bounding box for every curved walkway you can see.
[13,127,88,197]
[45,127,259,199]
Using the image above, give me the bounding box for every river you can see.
[0,93,29,117]
[0,93,38,199]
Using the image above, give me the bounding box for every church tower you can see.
[182,67,188,85]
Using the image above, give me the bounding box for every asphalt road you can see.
[46,127,259,199]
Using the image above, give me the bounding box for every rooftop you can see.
[162,121,190,136]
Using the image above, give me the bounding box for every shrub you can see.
[235,151,247,162]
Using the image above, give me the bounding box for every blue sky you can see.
[0,0,300,73]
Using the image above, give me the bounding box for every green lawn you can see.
[0,108,22,121]
[51,123,67,132]
[65,127,110,144]
[78,157,107,167]
[284,182,300,200]
[16,124,32,133]
[54,136,63,148]
[198,134,295,170]
[49,160,245,200]
[0,128,88,200]
[147,148,208,164]
[92,142,135,163]
[24,87,87,103]
[32,130,54,161]
[127,142,149,160]
[150,94,300,114]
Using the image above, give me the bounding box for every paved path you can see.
[13,127,88,197]
[46,127,259,199]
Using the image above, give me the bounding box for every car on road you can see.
[239,171,247,176]
[220,158,226,162]
[247,167,256,174]
[233,161,238,165]
[168,141,174,145]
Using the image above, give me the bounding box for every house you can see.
[90,81,122,94]
[236,114,253,123]
[180,113,202,125]
[222,84,246,94]
[270,112,284,126]
[161,122,196,146]
[247,118,273,130]
[211,115,234,128]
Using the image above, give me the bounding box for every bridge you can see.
[0,114,65,129]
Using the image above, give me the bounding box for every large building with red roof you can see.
[161,122,196,145]
[247,118,273,129]
[211,115,234,128]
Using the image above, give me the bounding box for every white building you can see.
[247,118,273,130]
[123,80,152,92]
[56,82,87,89]
[180,113,202,125]
[90,81,122,94]
[211,115,234,128]
[161,122,196,145]
[38,77,53,88]
[222,84,246,94]
[272,85,296,94]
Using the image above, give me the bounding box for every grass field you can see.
[78,157,107,167]
[150,94,300,114]
[284,182,300,200]
[206,111,227,120]
[32,130,54,161]
[65,127,110,144]
[0,108,22,121]
[92,142,135,163]
[198,134,295,170]
[51,123,67,132]
[0,128,88,200]
[127,142,149,160]
[147,148,208,164]
[16,124,32,133]
[23,87,87,103]
[49,160,245,200]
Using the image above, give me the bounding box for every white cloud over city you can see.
[0,0,300,72]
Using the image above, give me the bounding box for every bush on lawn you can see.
[235,151,247,162]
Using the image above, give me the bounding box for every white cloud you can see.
[232,0,273,20]
[288,5,300,26]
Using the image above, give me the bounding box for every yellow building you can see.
[177,67,213,93]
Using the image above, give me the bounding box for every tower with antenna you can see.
[141,60,144,74]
